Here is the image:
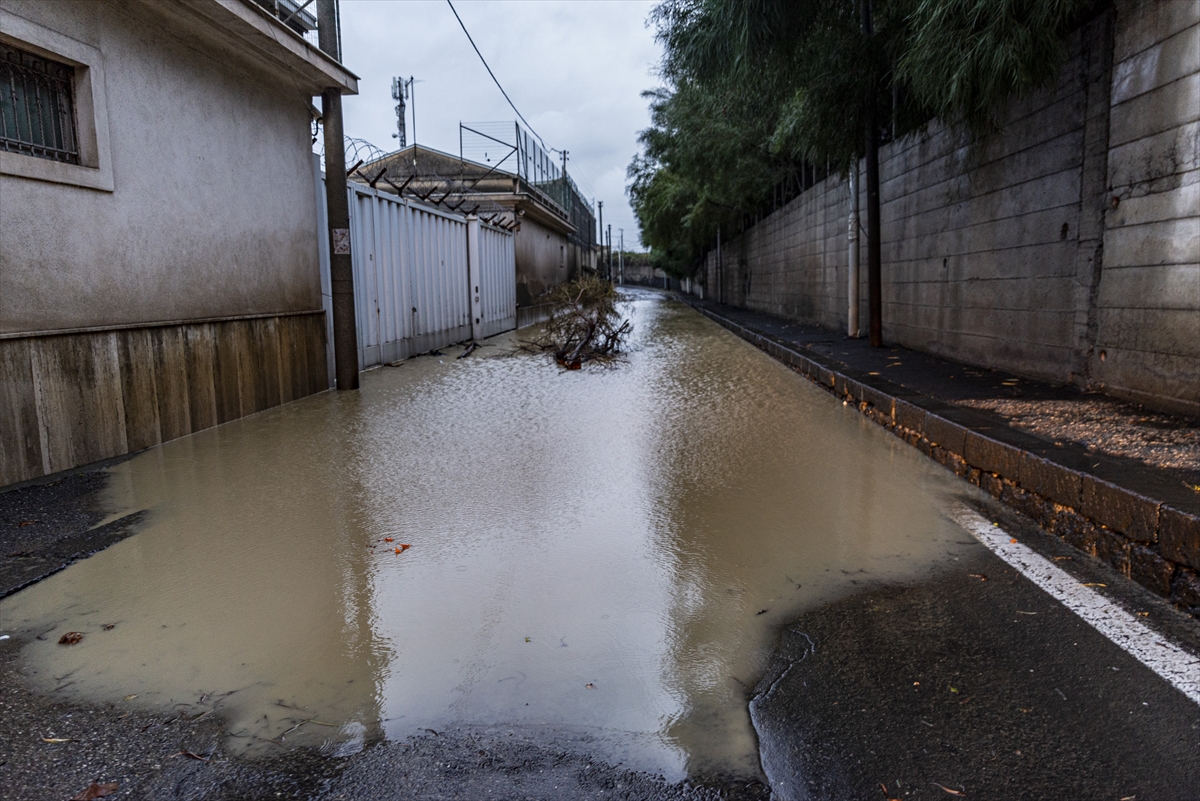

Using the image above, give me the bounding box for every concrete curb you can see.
[687,302,1200,618]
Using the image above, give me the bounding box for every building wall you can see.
[515,215,571,307]
[704,3,1198,416]
[0,0,331,486]
[0,0,322,333]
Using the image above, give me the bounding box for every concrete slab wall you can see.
[703,3,1198,417]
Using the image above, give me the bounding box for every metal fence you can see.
[317,158,516,374]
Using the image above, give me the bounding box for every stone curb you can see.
[688,303,1200,617]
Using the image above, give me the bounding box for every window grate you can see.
[0,42,79,164]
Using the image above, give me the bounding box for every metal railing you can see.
[0,42,78,164]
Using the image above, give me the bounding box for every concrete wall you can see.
[0,0,322,333]
[703,2,1198,416]
[0,0,336,486]
[515,215,572,307]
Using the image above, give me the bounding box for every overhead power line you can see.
[446,0,548,151]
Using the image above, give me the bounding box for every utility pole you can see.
[606,224,612,280]
[597,200,604,278]
[618,228,624,286]
[862,0,883,348]
[317,0,358,390]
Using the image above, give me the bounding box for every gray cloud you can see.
[339,0,662,249]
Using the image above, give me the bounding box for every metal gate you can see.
[318,167,517,373]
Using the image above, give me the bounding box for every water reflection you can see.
[1,292,974,778]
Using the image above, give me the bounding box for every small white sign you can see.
[332,228,351,255]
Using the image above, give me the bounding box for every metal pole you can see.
[318,0,358,389]
[848,162,860,337]
[863,0,883,348]
[618,229,624,286]
[597,200,604,278]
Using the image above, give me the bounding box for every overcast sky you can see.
[337,0,663,249]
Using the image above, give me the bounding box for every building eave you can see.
[162,0,358,94]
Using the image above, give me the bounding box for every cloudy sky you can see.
[337,0,663,249]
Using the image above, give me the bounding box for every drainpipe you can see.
[848,162,860,337]
[318,0,359,389]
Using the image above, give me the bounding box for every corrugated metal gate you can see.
[318,169,516,373]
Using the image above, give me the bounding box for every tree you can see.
[629,0,1095,334]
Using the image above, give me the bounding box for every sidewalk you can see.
[680,296,1200,616]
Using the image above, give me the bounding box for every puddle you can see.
[0,291,979,780]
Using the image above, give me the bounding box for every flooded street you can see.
[2,292,981,780]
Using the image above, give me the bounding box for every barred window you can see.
[0,41,79,165]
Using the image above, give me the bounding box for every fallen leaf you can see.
[58,632,84,645]
[968,573,988,581]
[1052,556,1072,561]
[399,543,411,550]
[1009,538,1018,544]
[70,782,118,800]
[932,782,964,796]
[524,637,531,643]
[42,737,78,743]
[384,537,394,542]
[1136,612,1150,617]
[124,694,138,701]
[18,520,36,527]
[949,687,958,693]
[1081,583,1107,587]
[756,609,768,615]
[102,623,115,630]
[913,681,920,686]
[394,548,402,554]
[585,683,595,689]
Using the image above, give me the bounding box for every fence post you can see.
[467,215,482,342]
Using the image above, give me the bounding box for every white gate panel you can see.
[478,222,517,338]
[319,173,516,374]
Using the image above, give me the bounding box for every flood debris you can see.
[458,342,480,359]
[524,276,631,368]
[58,632,83,645]
[69,782,118,800]
[932,781,965,795]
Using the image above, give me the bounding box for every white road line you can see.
[952,507,1200,706]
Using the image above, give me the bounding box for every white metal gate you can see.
[318,167,517,373]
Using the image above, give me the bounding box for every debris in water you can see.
[458,342,479,359]
[424,728,439,736]
[585,683,596,689]
[42,737,78,743]
[524,637,531,643]
[58,632,84,645]
[70,782,119,800]
[756,609,768,615]
[124,694,138,701]
[384,537,394,543]
[1009,538,1018,544]
[393,544,411,554]
[427,349,444,356]
[102,623,115,630]
[523,276,631,368]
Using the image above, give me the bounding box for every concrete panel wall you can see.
[1089,0,1200,413]
[0,314,327,487]
[515,216,570,306]
[704,4,1198,416]
[0,0,323,334]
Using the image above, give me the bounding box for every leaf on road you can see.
[70,782,118,800]
[384,537,393,542]
[932,782,964,796]
[58,632,84,645]
[968,573,987,581]
[18,520,36,527]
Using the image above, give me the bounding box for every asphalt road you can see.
[3,479,1199,800]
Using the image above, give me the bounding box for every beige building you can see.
[0,0,356,487]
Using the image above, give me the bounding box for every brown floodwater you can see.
[1,291,980,779]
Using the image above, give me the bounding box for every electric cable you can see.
[446,0,547,150]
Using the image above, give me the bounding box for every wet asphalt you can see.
[3,458,1200,799]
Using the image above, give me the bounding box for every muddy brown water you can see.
[1,292,979,780]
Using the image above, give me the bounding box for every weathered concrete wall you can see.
[0,0,322,333]
[0,314,327,487]
[704,3,1198,416]
[1089,1,1200,413]
[515,216,570,306]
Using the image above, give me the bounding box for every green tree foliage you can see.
[630,0,1094,277]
